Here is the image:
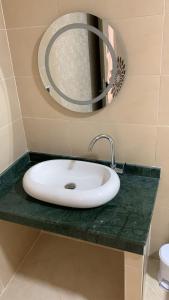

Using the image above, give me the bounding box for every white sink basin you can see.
[23,160,120,208]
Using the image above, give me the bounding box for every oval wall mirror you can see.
[38,12,126,113]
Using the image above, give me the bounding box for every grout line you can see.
[0,150,29,175]
[154,0,166,164]
[164,0,167,13]
[0,279,4,297]
[56,0,61,17]
[107,12,164,22]
[14,74,162,79]
[0,116,23,131]
[0,0,6,30]
[2,13,166,32]
[7,25,46,31]
[0,231,42,298]
[0,1,29,151]
[41,230,124,253]
[0,1,17,89]
[0,1,20,114]
[0,75,14,81]
[23,116,70,122]
[23,115,169,127]
[157,0,166,116]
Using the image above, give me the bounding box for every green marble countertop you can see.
[0,152,160,254]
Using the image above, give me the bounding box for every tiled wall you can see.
[1,0,169,255]
[0,2,39,295]
[0,1,26,173]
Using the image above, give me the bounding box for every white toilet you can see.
[158,244,169,291]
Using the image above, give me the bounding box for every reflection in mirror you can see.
[38,12,126,113]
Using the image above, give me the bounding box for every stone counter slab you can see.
[0,152,160,254]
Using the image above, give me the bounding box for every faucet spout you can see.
[88,134,116,169]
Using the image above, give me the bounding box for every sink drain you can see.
[64,183,76,190]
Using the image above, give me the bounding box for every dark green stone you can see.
[0,152,160,254]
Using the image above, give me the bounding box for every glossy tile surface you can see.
[0,220,39,287]
[0,233,124,300]
[0,152,160,255]
[143,258,169,300]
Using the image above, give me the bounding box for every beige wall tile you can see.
[0,78,21,128]
[17,75,160,125]
[58,0,163,20]
[107,123,157,166]
[69,121,156,165]
[2,0,59,28]
[68,120,107,160]
[0,233,124,300]
[0,280,3,295]
[151,128,169,255]
[24,117,72,155]
[124,252,144,300]
[0,119,27,173]
[125,251,143,269]
[143,258,167,300]
[162,15,169,75]
[0,3,39,294]
[150,205,169,256]
[7,27,45,77]
[0,2,5,29]
[0,30,13,79]
[16,76,69,120]
[125,264,143,300]
[112,15,162,75]
[11,118,27,159]
[7,16,163,78]
[154,128,169,253]
[0,220,39,286]
[166,0,169,13]
[1,0,164,29]
[156,126,169,167]
[0,122,14,171]
[95,75,160,124]
[15,76,103,122]
[0,1,27,174]
[155,165,169,208]
[158,76,169,125]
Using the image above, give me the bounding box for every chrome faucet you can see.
[88,134,116,169]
